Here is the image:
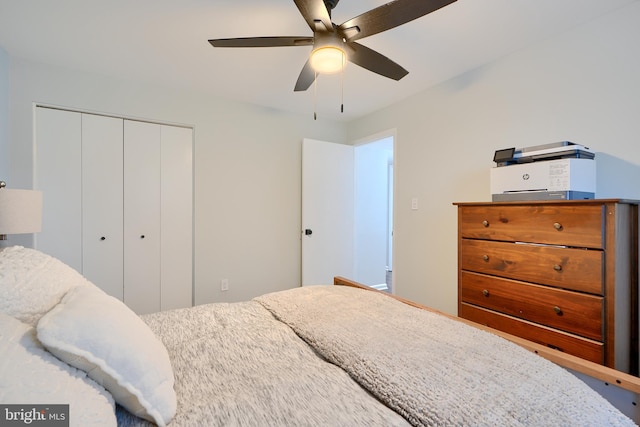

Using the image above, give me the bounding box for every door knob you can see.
[304,229,313,236]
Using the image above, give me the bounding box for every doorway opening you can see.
[354,133,394,292]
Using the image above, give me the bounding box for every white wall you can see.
[347,2,640,315]
[6,57,347,304]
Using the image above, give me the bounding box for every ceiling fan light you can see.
[310,46,346,74]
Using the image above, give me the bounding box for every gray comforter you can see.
[116,297,409,426]
[118,285,633,426]
[256,286,634,426]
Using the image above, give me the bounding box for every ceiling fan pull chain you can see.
[314,71,318,120]
[341,53,344,114]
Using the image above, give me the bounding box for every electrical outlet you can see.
[220,278,229,292]
[411,197,419,210]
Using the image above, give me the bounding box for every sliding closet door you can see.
[160,125,193,310]
[34,107,82,271]
[123,120,161,314]
[81,114,124,300]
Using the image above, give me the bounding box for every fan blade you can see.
[294,59,316,92]
[346,42,408,81]
[209,36,313,48]
[339,0,456,42]
[294,0,334,32]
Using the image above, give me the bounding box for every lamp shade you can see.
[0,189,43,235]
[310,31,347,75]
[310,46,346,74]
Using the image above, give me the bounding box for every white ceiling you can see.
[0,0,636,122]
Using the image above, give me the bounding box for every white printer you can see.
[490,142,595,201]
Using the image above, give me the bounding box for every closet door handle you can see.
[100,236,106,241]
[140,235,145,239]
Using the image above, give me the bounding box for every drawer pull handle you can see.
[482,254,489,262]
[553,222,563,231]
[553,264,563,272]
[553,306,563,315]
[482,220,489,227]
[482,289,489,297]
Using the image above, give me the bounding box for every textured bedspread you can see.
[116,300,409,426]
[255,286,634,427]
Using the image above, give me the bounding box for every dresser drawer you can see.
[460,239,603,294]
[459,205,604,248]
[460,303,604,364]
[460,271,603,340]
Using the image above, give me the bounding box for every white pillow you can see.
[0,313,116,427]
[37,285,177,427]
[0,246,89,326]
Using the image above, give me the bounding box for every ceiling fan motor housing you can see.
[313,31,345,51]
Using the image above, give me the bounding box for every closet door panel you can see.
[123,120,161,314]
[160,125,193,310]
[81,114,124,300]
[34,107,82,271]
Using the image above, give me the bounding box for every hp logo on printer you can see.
[522,174,530,180]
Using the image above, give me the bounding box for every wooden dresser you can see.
[455,200,638,374]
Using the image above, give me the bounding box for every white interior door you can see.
[301,138,354,286]
[81,113,124,300]
[123,120,161,314]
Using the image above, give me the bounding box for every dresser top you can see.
[453,199,640,206]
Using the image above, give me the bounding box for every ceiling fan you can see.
[208,0,457,92]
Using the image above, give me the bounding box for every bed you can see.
[1,245,639,426]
